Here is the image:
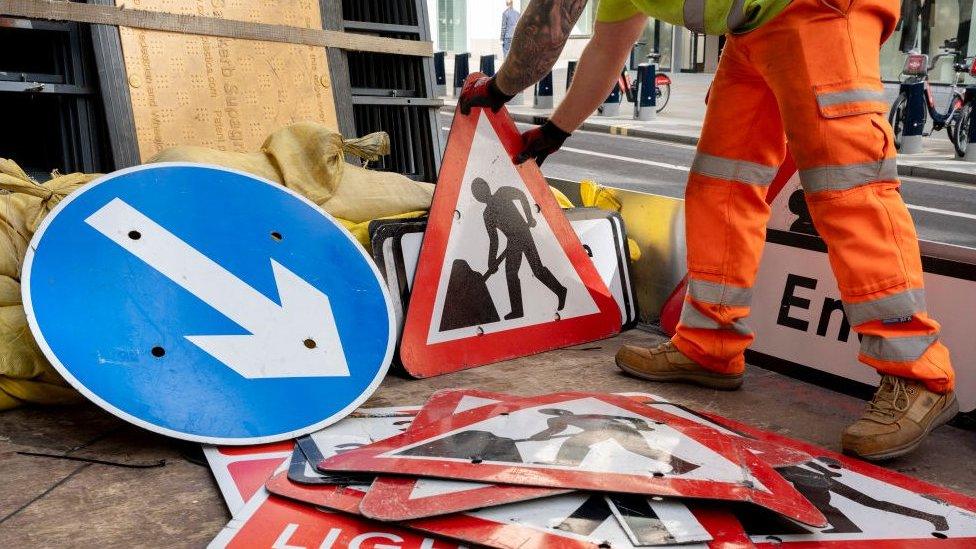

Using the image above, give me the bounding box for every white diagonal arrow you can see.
[85,198,350,379]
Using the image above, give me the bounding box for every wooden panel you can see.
[115,1,339,159]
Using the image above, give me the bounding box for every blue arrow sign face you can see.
[23,163,395,444]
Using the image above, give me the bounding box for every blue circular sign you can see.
[23,163,395,444]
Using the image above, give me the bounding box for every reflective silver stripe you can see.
[726,0,748,31]
[691,153,779,186]
[688,279,753,307]
[679,301,753,336]
[861,334,938,362]
[798,158,898,193]
[684,0,706,33]
[680,302,721,330]
[817,89,887,109]
[844,289,927,327]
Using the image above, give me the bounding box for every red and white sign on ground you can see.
[694,413,976,547]
[202,441,292,515]
[318,392,827,527]
[209,475,464,549]
[361,389,569,521]
[272,451,713,549]
[399,89,621,378]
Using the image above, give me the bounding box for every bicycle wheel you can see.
[656,83,671,113]
[954,102,973,157]
[888,93,907,151]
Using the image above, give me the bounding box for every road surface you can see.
[439,112,976,250]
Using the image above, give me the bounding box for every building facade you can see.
[432,0,976,83]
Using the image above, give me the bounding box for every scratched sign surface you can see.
[115,0,338,159]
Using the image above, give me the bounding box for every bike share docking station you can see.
[900,80,927,155]
[635,62,658,121]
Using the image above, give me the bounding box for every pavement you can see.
[3,329,976,546]
[443,70,976,184]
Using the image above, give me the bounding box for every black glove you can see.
[515,121,571,166]
[458,75,515,115]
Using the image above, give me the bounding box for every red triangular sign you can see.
[400,89,621,377]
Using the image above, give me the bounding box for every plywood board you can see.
[115,1,338,159]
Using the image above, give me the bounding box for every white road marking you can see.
[906,204,976,220]
[559,147,691,172]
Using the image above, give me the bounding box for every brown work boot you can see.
[614,341,743,391]
[842,375,958,461]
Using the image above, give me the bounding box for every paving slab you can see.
[0,329,974,546]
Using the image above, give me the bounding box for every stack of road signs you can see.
[205,390,976,547]
[23,164,396,445]
[398,80,623,378]
[370,207,639,346]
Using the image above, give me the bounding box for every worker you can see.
[458,0,957,461]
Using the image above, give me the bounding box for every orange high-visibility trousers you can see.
[671,0,955,393]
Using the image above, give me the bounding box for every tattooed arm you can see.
[494,0,589,95]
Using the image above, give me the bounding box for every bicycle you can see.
[888,39,969,155]
[951,60,976,157]
[614,47,672,116]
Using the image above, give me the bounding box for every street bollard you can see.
[453,53,470,97]
[901,80,926,155]
[965,88,976,162]
[599,82,621,117]
[433,52,447,96]
[635,63,657,121]
[479,54,496,77]
[534,71,554,109]
[566,60,578,90]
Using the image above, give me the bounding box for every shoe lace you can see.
[654,340,677,353]
[866,376,912,419]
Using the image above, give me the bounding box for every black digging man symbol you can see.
[739,458,950,536]
[397,407,699,476]
[439,177,568,331]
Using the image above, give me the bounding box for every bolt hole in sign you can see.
[22,163,395,444]
[399,74,621,377]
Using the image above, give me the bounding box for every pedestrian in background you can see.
[501,0,520,58]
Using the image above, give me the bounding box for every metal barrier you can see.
[479,54,496,77]
[534,71,554,109]
[433,51,446,96]
[635,63,657,121]
[453,52,470,96]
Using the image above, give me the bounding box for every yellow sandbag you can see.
[0,162,98,410]
[579,179,642,261]
[151,122,435,224]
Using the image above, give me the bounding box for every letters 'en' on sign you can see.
[22,163,396,444]
[398,99,621,378]
[318,392,828,527]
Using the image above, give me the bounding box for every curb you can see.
[443,107,975,185]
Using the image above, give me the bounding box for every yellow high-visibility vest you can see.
[597,0,791,35]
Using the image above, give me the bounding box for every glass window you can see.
[438,0,467,53]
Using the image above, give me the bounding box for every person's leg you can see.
[504,250,524,319]
[749,0,956,458]
[615,36,786,388]
[523,239,567,308]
